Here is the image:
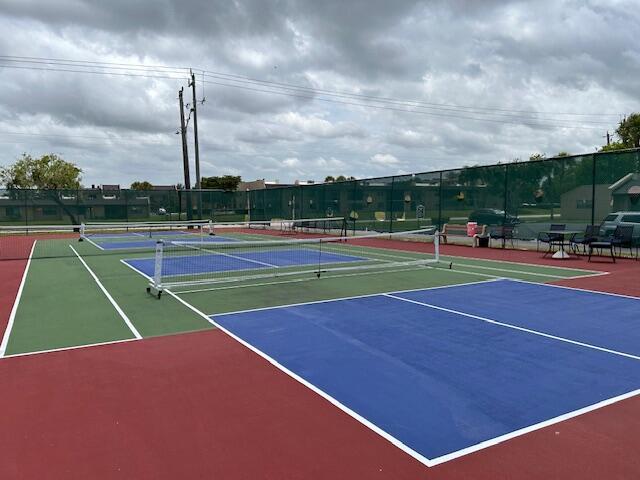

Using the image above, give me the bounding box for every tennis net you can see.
[144,228,441,297]
[211,217,347,236]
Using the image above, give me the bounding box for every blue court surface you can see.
[124,248,367,277]
[211,279,640,464]
[96,235,236,250]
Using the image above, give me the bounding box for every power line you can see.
[201,70,622,118]
[199,78,605,130]
[0,56,624,131]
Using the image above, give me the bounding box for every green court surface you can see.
[2,231,601,357]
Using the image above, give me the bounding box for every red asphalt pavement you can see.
[0,236,638,479]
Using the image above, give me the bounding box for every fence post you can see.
[438,172,443,230]
[389,177,395,233]
[503,164,509,226]
[591,154,597,227]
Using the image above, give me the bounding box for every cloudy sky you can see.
[0,0,638,187]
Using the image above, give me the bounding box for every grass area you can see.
[2,230,602,356]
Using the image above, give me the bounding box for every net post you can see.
[433,229,440,263]
[147,240,164,298]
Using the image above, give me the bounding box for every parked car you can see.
[468,209,520,226]
[600,211,640,237]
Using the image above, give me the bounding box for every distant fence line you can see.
[1,148,639,238]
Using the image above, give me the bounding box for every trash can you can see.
[477,236,489,248]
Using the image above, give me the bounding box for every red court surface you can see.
[1,239,639,479]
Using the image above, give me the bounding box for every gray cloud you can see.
[0,0,638,186]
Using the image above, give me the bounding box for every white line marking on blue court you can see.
[119,258,153,281]
[0,240,37,357]
[384,293,640,361]
[169,280,640,468]
[209,278,503,317]
[165,288,435,467]
[82,235,105,250]
[512,277,639,300]
[427,387,640,466]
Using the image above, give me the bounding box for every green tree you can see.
[131,181,153,190]
[600,141,627,152]
[200,175,241,190]
[616,113,640,148]
[600,113,640,151]
[336,175,347,182]
[0,153,83,223]
[324,175,335,183]
[1,153,82,189]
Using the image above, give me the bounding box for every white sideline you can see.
[165,288,434,468]
[69,245,142,339]
[384,293,640,361]
[210,278,501,317]
[171,279,640,468]
[0,241,37,357]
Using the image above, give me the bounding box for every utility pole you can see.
[189,71,203,219]
[606,131,611,146]
[189,71,201,189]
[178,87,193,220]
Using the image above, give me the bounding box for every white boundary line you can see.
[382,293,640,464]
[1,337,139,360]
[0,240,37,357]
[164,288,434,467]
[119,258,153,281]
[81,235,105,251]
[168,280,640,468]
[510,278,640,301]
[210,278,502,317]
[69,245,142,339]
[384,293,640,361]
[427,388,640,466]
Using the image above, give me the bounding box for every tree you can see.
[200,175,241,190]
[0,153,83,223]
[336,175,347,182]
[616,113,640,148]
[600,141,627,152]
[0,153,81,189]
[324,175,335,183]
[600,113,640,151]
[131,181,153,190]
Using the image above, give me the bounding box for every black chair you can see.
[611,225,637,259]
[490,225,516,249]
[588,237,615,263]
[538,224,566,256]
[571,225,600,254]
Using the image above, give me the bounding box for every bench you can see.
[440,223,487,248]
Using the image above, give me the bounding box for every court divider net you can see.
[147,228,441,297]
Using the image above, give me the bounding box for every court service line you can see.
[69,245,142,339]
[0,241,37,357]
[384,294,640,361]
[209,278,502,317]
[511,278,640,301]
[165,288,435,468]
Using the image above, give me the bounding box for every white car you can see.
[600,211,640,237]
